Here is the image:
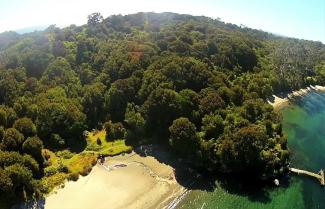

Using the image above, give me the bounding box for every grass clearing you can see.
[86,130,132,156]
[63,152,97,175]
[41,172,68,193]
[40,129,132,193]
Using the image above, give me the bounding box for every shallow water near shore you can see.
[176,91,325,209]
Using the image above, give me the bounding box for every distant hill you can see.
[14,25,49,34]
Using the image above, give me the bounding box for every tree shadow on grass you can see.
[66,137,87,153]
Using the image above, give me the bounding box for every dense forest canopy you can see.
[0,12,324,205]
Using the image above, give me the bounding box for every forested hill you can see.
[0,12,324,205]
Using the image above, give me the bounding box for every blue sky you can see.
[0,0,324,43]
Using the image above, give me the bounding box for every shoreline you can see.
[268,85,325,110]
[43,151,186,209]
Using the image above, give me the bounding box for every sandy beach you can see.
[268,85,325,110]
[44,152,185,209]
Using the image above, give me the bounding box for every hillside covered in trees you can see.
[0,12,324,206]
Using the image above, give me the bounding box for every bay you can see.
[176,91,325,209]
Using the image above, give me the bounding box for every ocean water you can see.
[176,91,325,209]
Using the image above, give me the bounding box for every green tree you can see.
[5,163,33,192]
[217,87,233,105]
[124,103,145,143]
[2,128,24,151]
[138,70,168,101]
[0,72,22,105]
[179,89,199,121]
[199,90,225,115]
[79,64,96,85]
[0,109,7,127]
[13,118,36,137]
[219,125,269,173]
[104,120,126,141]
[201,114,224,140]
[143,88,182,137]
[160,56,211,91]
[0,168,13,195]
[0,151,39,175]
[169,117,199,158]
[22,136,43,162]
[41,57,80,87]
[36,87,86,145]
[231,85,245,106]
[105,77,140,122]
[87,12,103,26]
[82,82,106,126]
[21,49,53,78]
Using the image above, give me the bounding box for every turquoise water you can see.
[177,91,325,209]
